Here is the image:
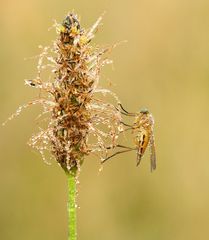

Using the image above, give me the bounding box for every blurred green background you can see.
[1,0,209,239]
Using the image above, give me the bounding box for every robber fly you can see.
[132,108,156,171]
[102,104,156,171]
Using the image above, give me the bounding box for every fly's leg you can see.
[116,144,135,150]
[120,121,133,127]
[117,103,136,116]
[102,144,136,163]
[102,149,134,163]
[105,144,135,150]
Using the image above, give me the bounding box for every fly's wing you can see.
[149,133,156,171]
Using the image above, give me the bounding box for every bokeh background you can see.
[1,0,209,239]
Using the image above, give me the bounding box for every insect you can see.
[102,104,156,171]
[132,108,156,171]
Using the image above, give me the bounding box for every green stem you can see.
[67,172,77,240]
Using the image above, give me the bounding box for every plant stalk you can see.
[67,172,77,240]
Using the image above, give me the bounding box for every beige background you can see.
[1,0,209,239]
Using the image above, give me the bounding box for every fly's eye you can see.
[140,108,149,114]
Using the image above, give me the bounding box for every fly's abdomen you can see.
[135,129,150,166]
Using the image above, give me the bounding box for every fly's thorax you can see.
[134,112,149,128]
